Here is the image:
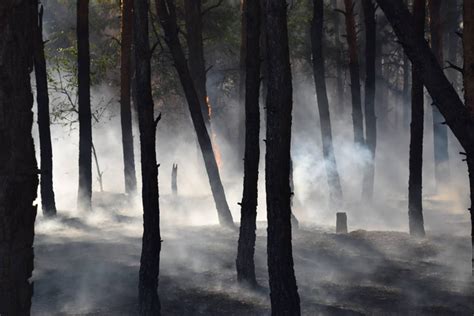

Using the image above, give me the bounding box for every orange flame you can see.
[205,96,223,169]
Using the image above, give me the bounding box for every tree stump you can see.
[336,212,348,233]
[171,163,178,196]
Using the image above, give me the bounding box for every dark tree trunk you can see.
[34,4,57,216]
[374,0,474,276]
[156,0,234,228]
[77,0,92,212]
[0,1,38,314]
[408,0,426,238]
[361,0,377,201]
[464,0,474,275]
[333,0,344,114]
[445,0,460,91]
[236,0,260,287]
[311,0,343,207]
[183,0,209,127]
[120,0,137,196]
[264,0,301,314]
[171,163,178,195]
[402,56,410,128]
[134,0,162,314]
[429,0,450,187]
[343,0,364,146]
[237,0,247,162]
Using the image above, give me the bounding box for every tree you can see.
[237,0,247,162]
[310,0,343,206]
[35,4,57,216]
[120,0,137,196]
[374,0,473,277]
[408,0,426,237]
[333,0,345,114]
[0,0,38,314]
[429,0,450,188]
[155,0,234,228]
[236,0,260,287]
[342,0,364,145]
[265,0,301,313]
[77,0,93,212]
[361,0,377,200]
[134,0,162,313]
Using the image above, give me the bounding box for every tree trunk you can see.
[264,0,301,314]
[236,0,260,287]
[134,0,162,314]
[171,163,178,195]
[361,0,377,201]
[333,0,344,114]
[183,0,209,127]
[374,0,474,276]
[408,0,426,238]
[120,0,137,196]
[77,0,92,212]
[311,0,343,207]
[0,1,38,314]
[237,0,247,162]
[429,0,450,188]
[34,4,57,216]
[464,0,474,276]
[156,0,234,228]
[343,0,364,146]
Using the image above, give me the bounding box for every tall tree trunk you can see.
[77,0,92,212]
[120,0,137,196]
[34,4,57,216]
[0,1,38,314]
[445,0,460,91]
[333,0,344,114]
[156,0,234,228]
[361,0,377,200]
[237,0,247,163]
[429,0,450,188]
[236,0,260,287]
[134,0,162,314]
[408,0,426,238]
[264,0,301,314]
[374,0,474,277]
[402,56,410,128]
[464,0,474,276]
[311,0,343,207]
[343,0,364,145]
[183,0,209,127]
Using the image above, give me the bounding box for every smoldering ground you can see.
[29,62,473,315]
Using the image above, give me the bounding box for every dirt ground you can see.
[31,198,473,315]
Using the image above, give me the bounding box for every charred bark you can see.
[120,0,137,196]
[374,0,474,275]
[77,0,92,212]
[183,0,209,127]
[0,0,38,314]
[429,0,450,187]
[134,0,162,314]
[34,4,57,216]
[361,0,377,201]
[408,0,426,238]
[237,0,247,161]
[343,0,364,146]
[311,0,343,207]
[333,0,344,114]
[264,0,301,314]
[156,0,234,228]
[236,0,260,287]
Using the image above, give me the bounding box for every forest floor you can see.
[31,194,473,315]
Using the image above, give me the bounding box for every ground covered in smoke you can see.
[30,194,472,315]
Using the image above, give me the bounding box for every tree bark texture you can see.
[361,0,377,201]
[134,0,162,314]
[0,0,38,314]
[264,0,301,314]
[156,0,234,228]
[77,0,92,212]
[120,0,137,196]
[408,0,426,238]
[311,0,343,207]
[236,0,260,287]
[374,0,474,276]
[34,4,57,216]
[333,0,344,114]
[343,0,364,146]
[429,0,450,187]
